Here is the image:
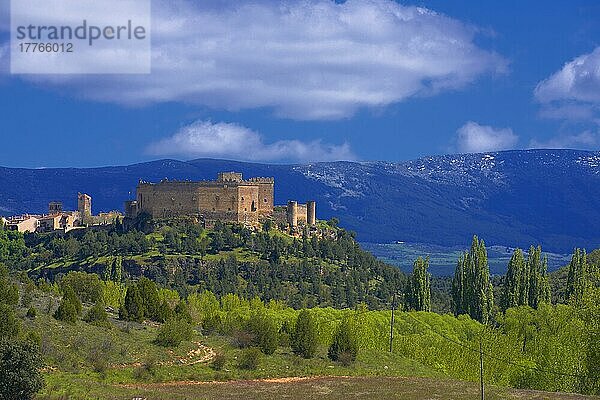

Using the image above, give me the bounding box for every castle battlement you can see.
[130,172,274,224]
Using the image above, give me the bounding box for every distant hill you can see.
[1,149,599,253]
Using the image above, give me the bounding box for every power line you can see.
[401,312,586,379]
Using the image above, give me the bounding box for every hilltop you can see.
[1,149,599,253]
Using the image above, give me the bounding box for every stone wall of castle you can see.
[135,173,273,224]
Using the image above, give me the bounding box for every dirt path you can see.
[119,375,352,389]
[111,341,216,369]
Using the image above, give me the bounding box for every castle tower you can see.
[48,201,63,215]
[78,193,92,217]
[306,201,316,226]
[287,200,298,228]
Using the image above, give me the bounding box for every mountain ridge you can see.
[1,149,599,253]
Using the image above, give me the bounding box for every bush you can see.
[328,318,359,364]
[26,306,37,319]
[238,347,261,370]
[84,302,108,325]
[133,356,157,381]
[0,339,44,400]
[155,319,194,347]
[53,286,81,324]
[291,310,318,359]
[232,330,255,349]
[245,312,279,355]
[61,271,103,303]
[0,304,20,339]
[202,313,222,334]
[211,351,227,371]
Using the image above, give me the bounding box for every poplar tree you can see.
[406,256,431,312]
[566,248,591,304]
[501,246,551,311]
[501,248,525,310]
[451,236,494,324]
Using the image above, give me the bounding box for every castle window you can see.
[244,208,247,212]
[264,198,267,202]
[228,208,231,211]
[241,197,244,201]
[251,201,256,212]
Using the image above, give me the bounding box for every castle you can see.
[125,172,316,229]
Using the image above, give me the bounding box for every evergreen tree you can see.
[291,310,318,358]
[405,256,431,311]
[451,236,494,324]
[53,286,81,324]
[120,284,144,322]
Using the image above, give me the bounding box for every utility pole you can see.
[479,339,485,400]
[389,292,395,352]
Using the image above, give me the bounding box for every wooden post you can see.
[389,292,395,352]
[479,339,484,400]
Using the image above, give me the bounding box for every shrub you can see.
[0,339,44,400]
[238,347,261,370]
[155,319,193,347]
[61,271,103,303]
[0,304,20,339]
[328,318,359,364]
[202,314,222,334]
[291,310,318,359]
[84,302,108,325]
[211,351,226,371]
[53,286,81,324]
[245,312,279,355]
[133,356,157,381]
[26,306,37,319]
[175,301,192,324]
[232,330,255,349]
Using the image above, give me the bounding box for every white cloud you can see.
[535,47,600,104]
[455,121,519,153]
[146,120,355,163]
[1,0,506,120]
[529,131,599,150]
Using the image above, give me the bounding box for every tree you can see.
[328,317,359,364]
[502,246,551,312]
[0,339,44,400]
[0,304,20,339]
[451,236,494,324]
[291,310,318,358]
[54,286,81,323]
[526,246,551,309]
[566,248,592,304]
[0,265,18,306]
[137,277,161,321]
[120,284,144,322]
[246,312,279,355]
[502,248,525,311]
[405,257,431,311]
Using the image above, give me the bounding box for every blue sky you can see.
[0,0,599,168]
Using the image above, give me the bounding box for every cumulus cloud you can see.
[529,131,599,150]
[146,120,355,163]
[535,47,600,104]
[535,47,600,128]
[1,0,506,120]
[455,121,519,153]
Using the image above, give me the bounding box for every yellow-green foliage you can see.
[100,281,126,309]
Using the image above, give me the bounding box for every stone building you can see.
[78,193,92,217]
[3,215,40,233]
[129,172,274,225]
